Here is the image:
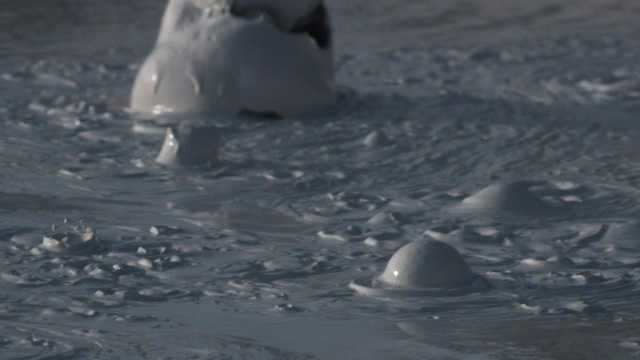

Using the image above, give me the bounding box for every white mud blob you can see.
[350,239,490,297]
[457,181,568,216]
[156,123,221,166]
[130,0,335,117]
[40,221,103,254]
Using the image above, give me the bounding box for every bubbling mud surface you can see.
[2,1,640,359]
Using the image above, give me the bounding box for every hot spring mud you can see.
[2,0,640,359]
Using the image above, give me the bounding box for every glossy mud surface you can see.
[2,1,640,359]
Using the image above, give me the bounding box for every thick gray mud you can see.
[2,1,640,359]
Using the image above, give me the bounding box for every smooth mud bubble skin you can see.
[379,239,476,288]
[350,239,490,297]
[130,0,336,117]
[155,123,221,166]
[459,182,562,216]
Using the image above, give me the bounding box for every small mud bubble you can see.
[362,130,393,147]
[156,123,221,166]
[380,239,476,288]
[350,239,490,297]
[458,182,565,216]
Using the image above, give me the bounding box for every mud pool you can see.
[2,0,640,359]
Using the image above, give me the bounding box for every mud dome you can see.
[350,239,490,297]
[2,0,640,359]
[379,239,476,288]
